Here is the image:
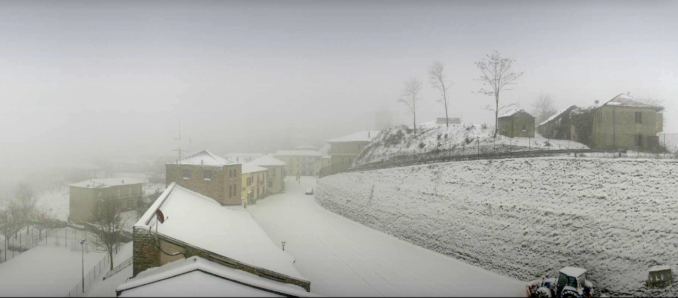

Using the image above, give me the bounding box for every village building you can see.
[247,155,286,195]
[314,156,331,177]
[165,150,242,206]
[274,150,321,177]
[327,130,380,173]
[591,93,664,150]
[294,144,317,150]
[241,163,267,205]
[69,177,144,224]
[129,182,312,294]
[537,105,578,140]
[498,109,536,138]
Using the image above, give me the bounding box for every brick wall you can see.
[166,164,242,205]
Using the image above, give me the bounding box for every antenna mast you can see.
[173,121,188,164]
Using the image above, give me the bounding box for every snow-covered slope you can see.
[317,157,678,297]
[354,123,587,167]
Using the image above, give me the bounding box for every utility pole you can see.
[80,239,86,294]
[173,132,188,164]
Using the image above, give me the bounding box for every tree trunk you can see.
[413,102,417,136]
[443,90,449,128]
[494,92,500,138]
[109,250,114,270]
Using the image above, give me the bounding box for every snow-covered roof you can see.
[560,267,587,277]
[134,183,306,282]
[539,106,577,126]
[176,150,234,166]
[70,177,144,188]
[241,163,268,174]
[649,265,672,272]
[274,150,321,157]
[594,93,664,111]
[294,145,317,150]
[117,256,318,297]
[248,155,286,167]
[327,131,381,143]
[499,109,532,119]
[224,153,264,157]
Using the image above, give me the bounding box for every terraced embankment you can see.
[316,157,678,296]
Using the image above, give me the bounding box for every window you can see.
[636,134,643,147]
[183,169,191,179]
[635,111,642,124]
[204,170,212,180]
[229,185,232,197]
[268,181,273,187]
[521,125,526,132]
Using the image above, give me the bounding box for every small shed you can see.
[648,265,672,289]
[498,109,535,138]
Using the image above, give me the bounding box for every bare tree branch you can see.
[398,77,423,135]
[88,199,125,270]
[429,60,454,127]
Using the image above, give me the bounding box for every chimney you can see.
[595,100,599,105]
[122,179,124,184]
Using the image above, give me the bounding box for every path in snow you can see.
[248,177,526,297]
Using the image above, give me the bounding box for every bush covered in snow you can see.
[353,123,588,167]
[317,157,678,296]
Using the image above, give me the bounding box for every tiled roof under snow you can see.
[595,93,664,111]
[247,155,286,166]
[134,183,307,282]
[176,150,234,166]
[327,131,381,143]
[70,177,144,188]
[117,256,318,297]
[499,109,524,118]
[539,105,577,126]
[241,163,268,174]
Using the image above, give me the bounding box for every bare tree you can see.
[14,183,37,234]
[398,77,423,136]
[532,94,558,124]
[32,206,56,241]
[88,199,125,270]
[429,60,454,127]
[475,50,524,137]
[0,201,23,261]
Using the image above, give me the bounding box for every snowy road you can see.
[248,177,526,297]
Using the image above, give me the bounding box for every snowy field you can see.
[0,245,106,296]
[85,242,134,297]
[248,177,526,297]
[317,157,678,296]
[354,123,588,167]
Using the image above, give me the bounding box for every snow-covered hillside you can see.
[317,157,678,296]
[354,123,588,167]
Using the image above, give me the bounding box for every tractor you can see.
[526,267,594,298]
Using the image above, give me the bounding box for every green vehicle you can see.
[526,267,594,298]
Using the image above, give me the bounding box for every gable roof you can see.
[539,105,578,126]
[274,150,321,157]
[176,150,234,166]
[248,155,286,166]
[241,163,268,174]
[595,93,664,111]
[70,177,144,188]
[134,183,306,282]
[499,109,533,119]
[117,256,319,297]
[327,131,381,143]
[560,267,587,278]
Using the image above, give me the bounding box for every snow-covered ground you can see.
[317,157,678,297]
[248,177,526,297]
[85,242,134,297]
[36,186,70,221]
[354,123,588,167]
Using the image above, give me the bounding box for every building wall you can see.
[537,110,575,140]
[591,106,661,149]
[498,113,535,138]
[241,171,267,205]
[166,164,242,205]
[262,165,285,195]
[276,155,319,177]
[69,183,142,224]
[314,157,331,177]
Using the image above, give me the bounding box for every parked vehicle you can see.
[305,187,313,195]
[526,267,594,298]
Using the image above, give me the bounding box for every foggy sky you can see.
[1,0,677,177]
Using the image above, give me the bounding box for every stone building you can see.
[591,93,664,150]
[247,155,286,195]
[241,163,267,205]
[165,150,242,206]
[537,105,578,140]
[327,130,380,173]
[131,183,312,292]
[498,109,535,138]
[69,177,144,224]
[274,150,321,177]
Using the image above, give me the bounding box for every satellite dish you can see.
[156,209,165,224]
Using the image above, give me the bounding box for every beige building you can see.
[241,163,267,205]
[498,109,535,138]
[274,150,321,177]
[165,150,242,206]
[315,156,331,177]
[131,183,312,292]
[327,131,380,173]
[591,93,664,150]
[69,177,143,224]
[247,156,286,195]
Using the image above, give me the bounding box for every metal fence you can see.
[320,146,677,178]
[66,253,111,297]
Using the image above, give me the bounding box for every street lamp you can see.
[80,239,86,293]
